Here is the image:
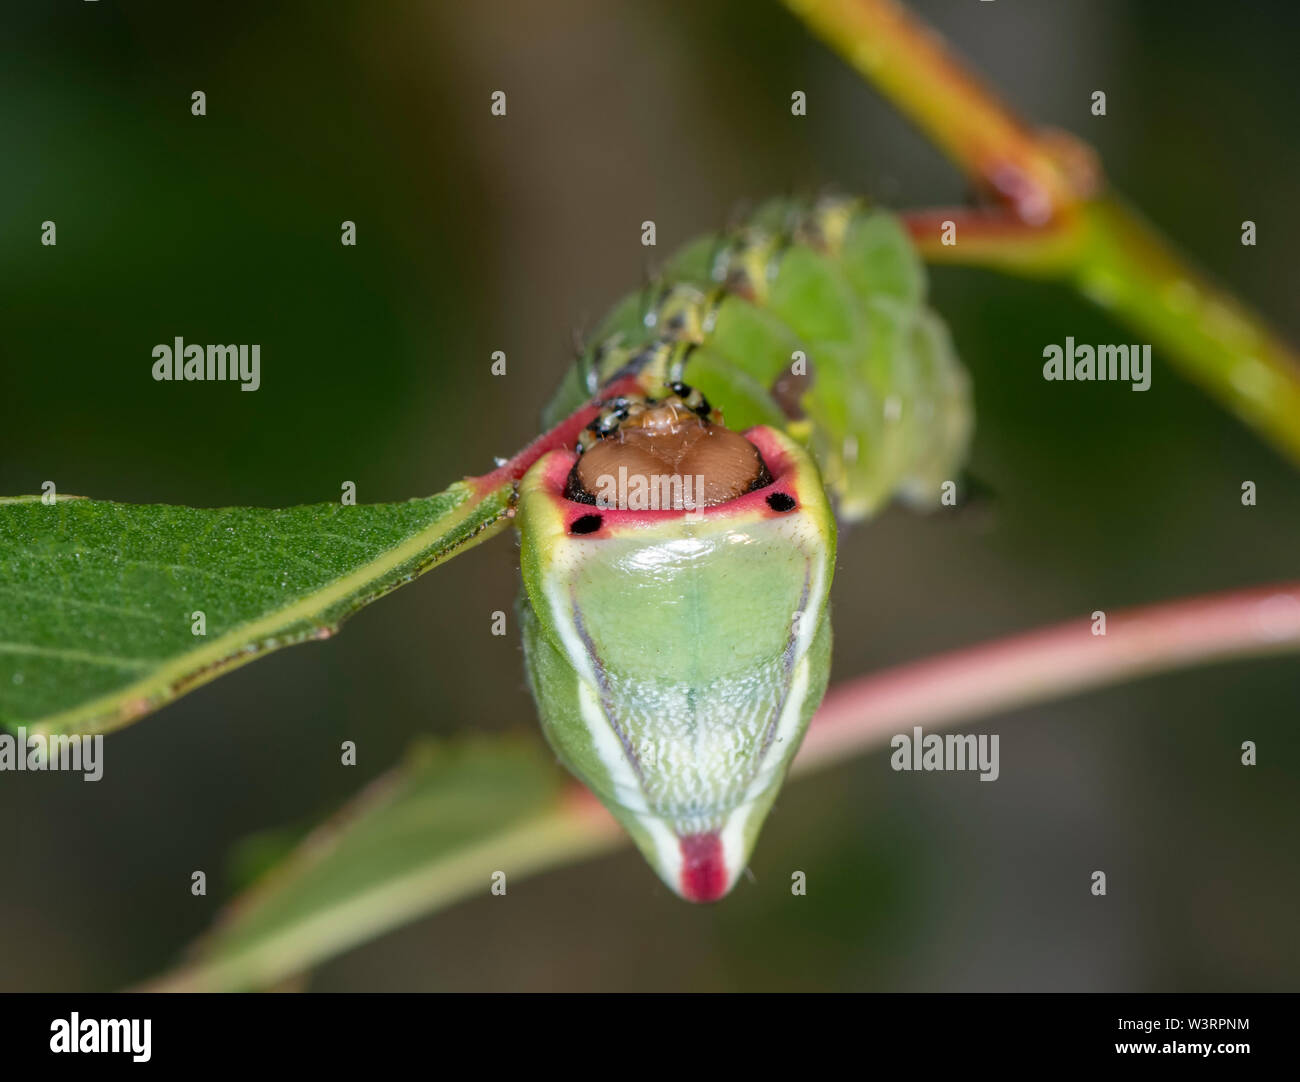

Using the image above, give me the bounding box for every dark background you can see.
[1,0,1297,991]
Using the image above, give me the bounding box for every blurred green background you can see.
[1,0,1297,991]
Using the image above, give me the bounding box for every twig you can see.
[796,581,1300,773]
[783,0,1300,466]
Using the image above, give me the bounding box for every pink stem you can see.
[795,581,1300,774]
[467,376,643,496]
[897,206,1080,270]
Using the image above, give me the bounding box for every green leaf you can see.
[0,482,513,735]
[144,736,623,992]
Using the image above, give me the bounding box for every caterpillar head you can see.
[516,390,836,901]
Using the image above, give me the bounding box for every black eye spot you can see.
[570,514,603,534]
[766,493,796,513]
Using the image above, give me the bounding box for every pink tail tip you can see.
[679,832,729,902]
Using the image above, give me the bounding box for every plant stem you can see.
[796,581,1300,773]
[1072,199,1300,462]
[899,207,1082,273]
[784,0,1300,466]
[782,0,1086,223]
[466,375,643,496]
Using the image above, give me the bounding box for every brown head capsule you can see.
[568,396,770,510]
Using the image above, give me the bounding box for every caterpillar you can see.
[516,196,973,901]
[543,195,973,520]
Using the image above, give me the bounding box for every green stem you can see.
[781,0,1088,222]
[145,790,624,994]
[786,0,1300,466]
[1074,200,1300,462]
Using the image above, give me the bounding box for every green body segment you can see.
[543,197,973,520]
[516,428,836,901]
